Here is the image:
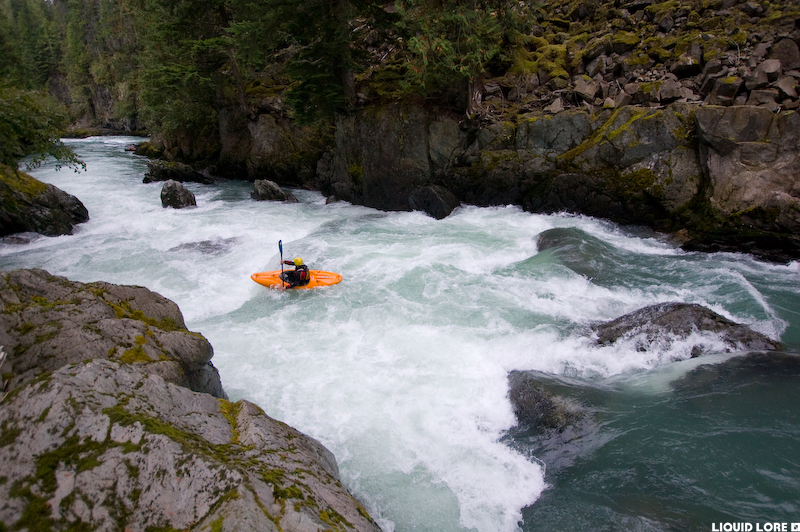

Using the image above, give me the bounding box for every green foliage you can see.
[255,0,397,123]
[398,0,505,88]
[0,83,84,171]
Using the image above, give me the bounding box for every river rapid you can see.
[3,137,799,532]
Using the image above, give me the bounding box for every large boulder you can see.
[251,179,298,202]
[408,184,461,219]
[0,358,381,532]
[0,268,225,398]
[0,164,89,237]
[592,302,783,355]
[143,159,213,184]
[160,179,197,208]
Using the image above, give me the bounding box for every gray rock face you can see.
[325,104,435,211]
[0,359,381,532]
[0,165,89,237]
[161,179,197,208]
[0,268,225,398]
[323,100,799,262]
[696,106,800,233]
[251,179,298,202]
[592,302,783,355]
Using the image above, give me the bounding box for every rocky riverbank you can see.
[0,164,88,239]
[0,269,381,532]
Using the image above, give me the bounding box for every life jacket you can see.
[296,264,310,285]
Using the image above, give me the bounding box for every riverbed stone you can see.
[592,302,782,354]
[160,179,196,208]
[251,179,298,202]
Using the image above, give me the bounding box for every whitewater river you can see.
[3,137,800,532]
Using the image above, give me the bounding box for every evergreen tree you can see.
[397,0,513,114]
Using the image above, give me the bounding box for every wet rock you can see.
[592,302,782,354]
[144,159,213,184]
[508,370,588,431]
[0,268,226,398]
[408,184,461,219]
[0,164,89,237]
[0,359,381,532]
[250,179,299,202]
[160,179,196,208]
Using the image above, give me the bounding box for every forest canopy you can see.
[1,0,529,138]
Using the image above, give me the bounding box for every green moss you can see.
[612,31,640,47]
[0,420,22,447]
[558,107,649,162]
[0,165,48,197]
[209,516,225,532]
[119,345,152,364]
[347,162,364,184]
[218,399,243,443]
[319,508,353,531]
[615,168,662,198]
[107,299,183,333]
[18,322,35,335]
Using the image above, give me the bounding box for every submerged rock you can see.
[508,370,587,431]
[0,268,225,398]
[160,179,196,208]
[0,164,89,237]
[168,237,239,255]
[251,179,298,202]
[0,359,381,532]
[505,371,605,474]
[592,302,782,355]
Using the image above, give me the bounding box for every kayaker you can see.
[281,257,311,288]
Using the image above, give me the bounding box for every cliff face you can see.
[318,101,799,262]
[0,269,381,532]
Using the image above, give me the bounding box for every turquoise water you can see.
[2,137,799,531]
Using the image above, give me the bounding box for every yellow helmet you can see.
[293,257,303,266]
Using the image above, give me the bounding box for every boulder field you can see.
[0,269,381,532]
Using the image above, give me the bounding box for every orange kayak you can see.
[251,270,343,289]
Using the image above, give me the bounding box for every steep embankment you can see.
[320,101,800,262]
[206,0,800,261]
[0,269,381,532]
